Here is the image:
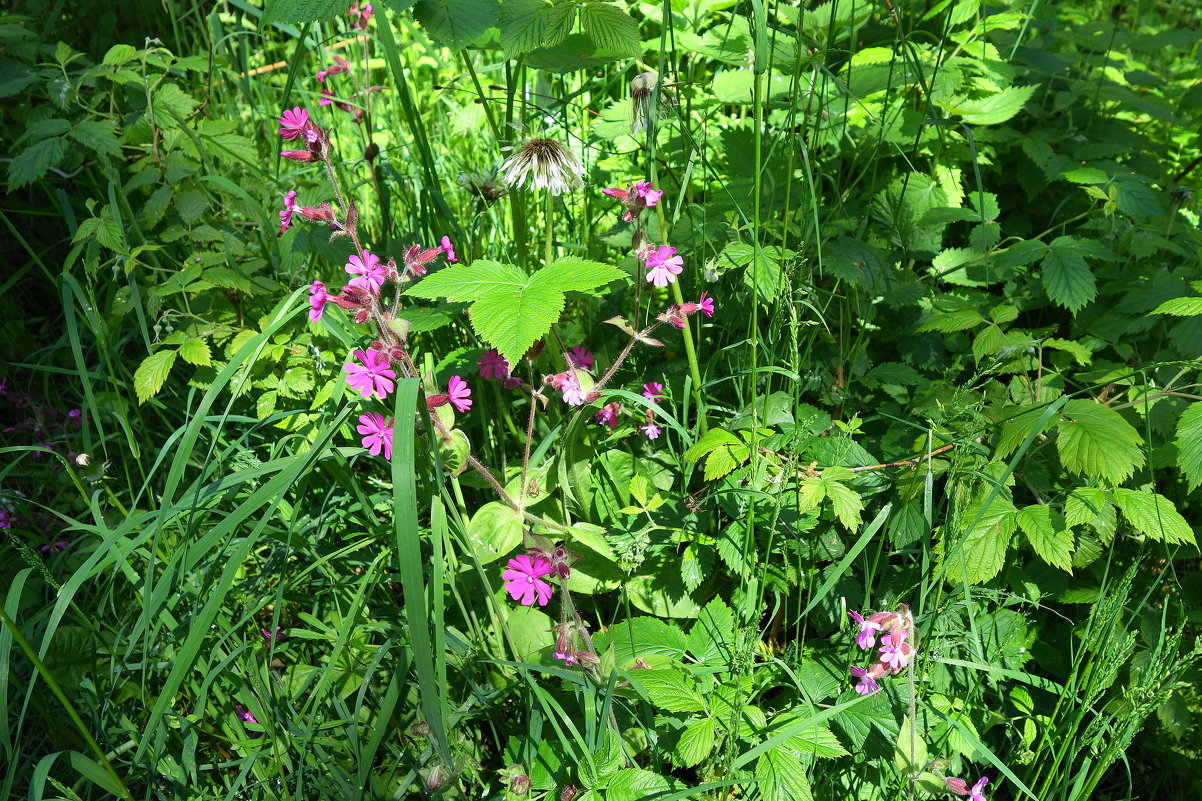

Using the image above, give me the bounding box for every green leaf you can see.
[675,717,716,768]
[949,84,1037,125]
[542,0,577,48]
[1064,487,1111,529]
[407,258,623,365]
[1113,488,1196,545]
[894,716,929,774]
[916,309,983,333]
[1175,403,1202,490]
[1151,296,1202,316]
[152,83,199,124]
[825,479,863,530]
[683,428,741,462]
[605,769,671,801]
[102,43,137,65]
[178,337,211,366]
[579,1,642,56]
[1056,399,1144,485]
[261,0,345,23]
[784,725,849,758]
[413,0,500,51]
[466,501,524,563]
[68,119,123,158]
[756,748,813,801]
[7,136,67,189]
[630,669,707,713]
[1017,504,1074,572]
[945,500,1016,585]
[134,349,177,404]
[499,0,552,54]
[1042,236,1096,312]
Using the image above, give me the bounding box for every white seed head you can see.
[499,138,586,195]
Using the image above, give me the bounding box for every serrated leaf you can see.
[1044,337,1092,365]
[704,443,748,481]
[153,83,198,124]
[1151,296,1202,316]
[532,257,626,293]
[68,119,122,158]
[7,136,67,189]
[1042,236,1096,312]
[675,717,715,768]
[797,476,825,514]
[1175,403,1202,490]
[470,286,564,368]
[1064,487,1111,529]
[134,349,177,404]
[682,428,741,462]
[1056,399,1144,485]
[606,769,671,801]
[916,309,983,333]
[102,43,137,65]
[178,337,211,366]
[256,389,277,419]
[261,0,346,23]
[500,0,552,54]
[413,0,500,51]
[542,0,576,47]
[580,1,642,56]
[950,84,1037,125]
[785,725,849,758]
[756,748,813,801]
[945,500,1016,585]
[630,669,707,713]
[689,597,735,664]
[1017,504,1074,572]
[1113,488,1196,545]
[825,480,863,530]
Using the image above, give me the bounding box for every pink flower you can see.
[501,376,523,390]
[849,665,880,696]
[554,650,579,667]
[309,280,328,321]
[402,243,444,277]
[343,349,396,399]
[634,180,663,207]
[848,610,883,650]
[642,382,664,402]
[567,346,594,370]
[234,705,258,724]
[501,555,554,606]
[560,374,586,406]
[278,189,297,236]
[644,245,683,287]
[349,1,373,29]
[278,107,310,140]
[602,180,663,221]
[969,778,989,801]
[0,509,11,529]
[594,402,621,429]
[318,88,334,107]
[878,631,911,670]
[281,149,317,162]
[698,291,715,317]
[261,626,285,642]
[440,235,457,262]
[447,376,472,412]
[317,55,349,83]
[356,412,394,459]
[345,250,386,294]
[39,540,70,554]
[478,349,510,380]
[641,423,661,440]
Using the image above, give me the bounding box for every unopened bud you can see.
[408,721,432,739]
[364,141,379,162]
[74,453,92,467]
[560,784,578,801]
[424,765,451,792]
[510,774,531,795]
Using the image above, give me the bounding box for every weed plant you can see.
[2,0,1201,799]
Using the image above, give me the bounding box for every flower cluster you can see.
[589,381,667,440]
[601,180,663,222]
[477,349,522,389]
[846,606,914,695]
[278,107,328,163]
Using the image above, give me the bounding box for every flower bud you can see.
[509,774,531,795]
[408,721,432,739]
[560,784,578,801]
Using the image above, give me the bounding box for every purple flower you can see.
[594,402,621,430]
[567,346,595,370]
[698,292,715,318]
[447,376,472,412]
[554,650,579,667]
[501,555,554,607]
[641,423,661,440]
[849,665,880,696]
[440,235,457,262]
[878,631,911,670]
[309,280,328,321]
[848,610,883,650]
[345,250,386,294]
[234,704,257,724]
[343,349,396,399]
[642,382,664,402]
[560,374,586,406]
[969,777,989,801]
[278,107,310,140]
[645,245,683,287]
[278,189,297,236]
[634,180,663,207]
[0,509,12,529]
[478,349,510,380]
[39,540,69,554]
[356,412,394,459]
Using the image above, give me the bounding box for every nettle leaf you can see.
[1113,488,1196,545]
[580,1,642,56]
[134,349,177,404]
[1041,236,1096,313]
[675,717,716,768]
[1151,296,1202,316]
[413,0,500,51]
[948,84,1037,125]
[1056,399,1144,485]
[945,500,1017,585]
[1017,504,1074,572]
[406,258,623,365]
[1175,403,1202,490]
[261,0,345,23]
[500,0,552,55]
[756,748,813,801]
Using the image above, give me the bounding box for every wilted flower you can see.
[39,539,70,554]
[316,55,350,82]
[500,137,586,195]
[478,349,510,380]
[348,1,373,30]
[594,402,621,429]
[501,555,554,607]
[457,170,508,203]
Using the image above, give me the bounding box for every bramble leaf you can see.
[1056,399,1144,485]
[1175,403,1202,490]
[134,349,177,404]
[1151,296,1202,316]
[413,0,500,51]
[756,747,813,801]
[1042,236,1096,313]
[1017,504,1074,572]
[1113,488,1196,545]
[675,718,716,768]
